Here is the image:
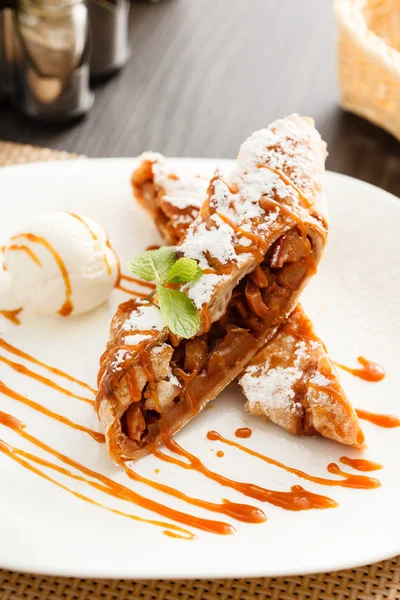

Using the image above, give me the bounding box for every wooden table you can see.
[0,0,399,195]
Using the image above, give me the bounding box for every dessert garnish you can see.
[128,245,203,339]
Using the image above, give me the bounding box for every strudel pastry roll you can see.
[97,115,328,462]
[239,306,365,447]
[131,150,364,448]
[131,154,209,245]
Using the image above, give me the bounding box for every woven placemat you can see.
[0,140,399,600]
[0,141,81,167]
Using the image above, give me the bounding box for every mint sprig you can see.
[128,246,175,283]
[157,285,200,339]
[128,247,203,338]
[166,258,203,284]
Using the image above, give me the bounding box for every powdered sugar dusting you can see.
[179,214,238,269]
[123,333,150,346]
[151,345,165,356]
[310,372,331,387]
[241,363,302,414]
[169,373,181,388]
[168,114,326,318]
[157,173,208,210]
[232,115,327,217]
[232,132,300,211]
[111,349,132,372]
[310,340,321,350]
[139,152,209,210]
[187,273,228,309]
[121,305,166,333]
[240,338,314,413]
[209,115,325,239]
[293,341,308,366]
[312,391,333,409]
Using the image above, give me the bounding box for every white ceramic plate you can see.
[0,158,399,579]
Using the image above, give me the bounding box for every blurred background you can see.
[0,0,399,195]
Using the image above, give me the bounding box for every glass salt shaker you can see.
[12,0,93,120]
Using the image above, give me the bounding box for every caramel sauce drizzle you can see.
[107,240,121,286]
[0,354,93,405]
[139,350,160,412]
[124,465,266,524]
[97,335,159,393]
[216,450,224,457]
[153,435,338,510]
[215,212,267,257]
[6,244,42,267]
[327,462,380,481]
[203,267,218,275]
[213,177,239,197]
[308,377,367,448]
[0,334,387,538]
[120,274,156,290]
[207,431,380,490]
[262,165,312,208]
[335,357,385,382]
[68,213,112,275]
[235,427,252,439]
[226,181,239,194]
[116,285,149,298]
[340,456,383,472]
[259,195,303,227]
[0,338,97,395]
[126,369,142,403]
[308,382,348,412]
[0,308,23,325]
[356,409,400,428]
[11,233,73,317]
[0,432,193,540]
[0,412,230,536]
[0,380,104,443]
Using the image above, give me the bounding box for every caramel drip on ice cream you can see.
[11,233,73,317]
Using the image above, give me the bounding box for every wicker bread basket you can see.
[335,0,400,140]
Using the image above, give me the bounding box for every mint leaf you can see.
[192,266,203,282]
[128,247,203,337]
[157,284,200,338]
[166,258,203,284]
[128,247,176,282]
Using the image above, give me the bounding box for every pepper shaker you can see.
[87,0,130,79]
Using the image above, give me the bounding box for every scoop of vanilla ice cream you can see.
[3,212,119,316]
